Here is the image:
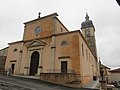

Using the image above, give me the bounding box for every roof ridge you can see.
[24,13,58,24]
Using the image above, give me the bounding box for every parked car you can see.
[112,81,120,88]
[106,84,115,90]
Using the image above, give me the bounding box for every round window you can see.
[34,26,42,35]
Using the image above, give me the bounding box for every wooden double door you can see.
[29,51,39,75]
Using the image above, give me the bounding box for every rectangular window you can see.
[86,49,88,60]
[82,44,84,57]
[89,53,90,61]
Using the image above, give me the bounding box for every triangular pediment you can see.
[27,40,46,47]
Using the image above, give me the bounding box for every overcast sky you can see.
[0,0,120,69]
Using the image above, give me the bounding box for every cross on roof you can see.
[38,12,41,18]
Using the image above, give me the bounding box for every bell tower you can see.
[81,13,97,58]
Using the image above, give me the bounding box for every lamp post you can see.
[99,60,107,90]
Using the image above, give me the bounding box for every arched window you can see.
[13,48,17,52]
[61,40,69,46]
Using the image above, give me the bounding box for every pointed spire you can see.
[85,12,89,21]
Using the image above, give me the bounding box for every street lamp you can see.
[99,60,107,90]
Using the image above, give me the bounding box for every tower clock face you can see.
[34,27,42,35]
[85,29,90,36]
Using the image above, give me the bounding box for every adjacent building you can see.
[0,47,8,73]
[101,64,111,84]
[4,13,99,87]
[110,68,120,82]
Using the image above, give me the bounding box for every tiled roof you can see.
[110,68,120,73]
[101,64,110,69]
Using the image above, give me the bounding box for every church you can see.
[4,13,99,87]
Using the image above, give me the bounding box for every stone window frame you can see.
[61,40,69,46]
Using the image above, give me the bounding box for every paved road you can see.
[0,74,98,90]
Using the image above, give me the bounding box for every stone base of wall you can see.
[81,76,92,86]
[0,56,6,67]
[0,68,6,74]
[40,73,82,88]
[0,56,6,74]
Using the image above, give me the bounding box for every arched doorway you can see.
[29,51,39,75]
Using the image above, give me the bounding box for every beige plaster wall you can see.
[78,31,98,85]
[18,38,52,74]
[19,43,28,74]
[23,17,54,41]
[55,32,80,74]
[5,42,23,74]
[111,73,120,82]
[55,18,69,34]
[40,38,51,73]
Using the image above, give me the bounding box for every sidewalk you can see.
[14,75,40,79]
[83,79,100,89]
[0,74,100,90]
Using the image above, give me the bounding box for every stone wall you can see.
[0,56,6,69]
[40,73,81,87]
[0,56,6,74]
[111,72,120,82]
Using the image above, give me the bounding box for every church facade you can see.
[0,47,8,73]
[4,13,99,86]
